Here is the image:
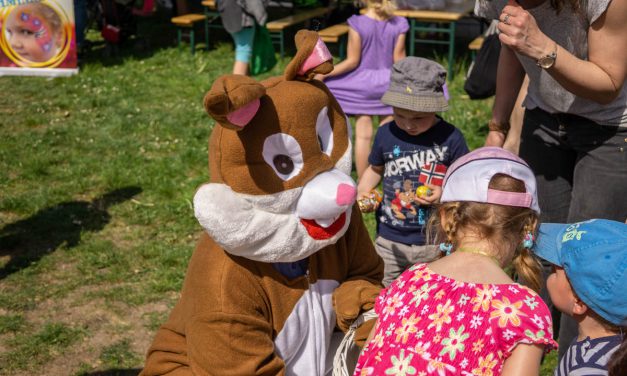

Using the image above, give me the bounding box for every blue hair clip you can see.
[522,232,534,249]
[439,242,453,256]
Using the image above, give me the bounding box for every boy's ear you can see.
[572,298,588,316]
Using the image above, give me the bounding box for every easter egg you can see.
[370,189,382,203]
[416,185,432,198]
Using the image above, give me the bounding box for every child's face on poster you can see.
[5,4,60,63]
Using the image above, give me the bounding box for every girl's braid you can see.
[512,217,542,292]
[442,202,462,246]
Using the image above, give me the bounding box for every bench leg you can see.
[204,9,210,51]
[279,31,285,60]
[191,29,196,54]
[447,22,456,80]
[409,19,416,56]
[177,28,182,48]
[339,36,347,60]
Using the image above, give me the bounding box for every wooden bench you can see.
[172,14,207,54]
[468,35,484,60]
[318,23,349,59]
[266,7,328,59]
[201,0,223,50]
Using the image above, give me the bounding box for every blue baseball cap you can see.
[533,219,627,326]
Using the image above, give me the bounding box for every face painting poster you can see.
[0,0,77,76]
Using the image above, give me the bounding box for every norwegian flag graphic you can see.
[419,163,448,186]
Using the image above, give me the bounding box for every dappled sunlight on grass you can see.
[0,27,555,374]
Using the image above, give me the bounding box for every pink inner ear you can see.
[226,98,260,128]
[297,38,332,76]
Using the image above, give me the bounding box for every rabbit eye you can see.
[273,154,294,175]
[263,133,303,181]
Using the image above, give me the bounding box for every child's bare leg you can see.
[233,61,249,76]
[355,115,374,178]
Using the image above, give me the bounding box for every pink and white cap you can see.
[440,147,540,213]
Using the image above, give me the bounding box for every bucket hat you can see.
[381,57,448,113]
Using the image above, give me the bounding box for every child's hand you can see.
[357,191,381,213]
[313,74,325,81]
[414,184,442,206]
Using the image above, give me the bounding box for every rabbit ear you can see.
[204,75,266,130]
[284,30,333,81]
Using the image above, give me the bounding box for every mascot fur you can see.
[141,30,383,376]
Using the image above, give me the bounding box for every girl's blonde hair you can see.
[365,0,396,18]
[428,173,543,292]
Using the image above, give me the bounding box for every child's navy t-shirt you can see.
[369,118,469,245]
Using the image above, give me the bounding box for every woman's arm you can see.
[393,33,406,63]
[500,343,544,376]
[317,28,362,80]
[498,0,627,104]
[485,44,526,147]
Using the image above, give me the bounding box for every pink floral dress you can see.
[354,263,558,376]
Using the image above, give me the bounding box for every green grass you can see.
[0,322,85,373]
[99,339,143,369]
[0,15,559,375]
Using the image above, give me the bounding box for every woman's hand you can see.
[497,0,555,61]
[484,130,506,147]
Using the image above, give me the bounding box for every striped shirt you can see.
[555,335,622,376]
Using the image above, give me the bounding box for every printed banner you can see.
[0,0,77,76]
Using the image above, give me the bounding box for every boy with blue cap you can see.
[533,219,627,375]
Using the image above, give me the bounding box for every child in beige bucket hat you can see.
[357,56,469,286]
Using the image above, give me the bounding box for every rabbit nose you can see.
[336,183,356,206]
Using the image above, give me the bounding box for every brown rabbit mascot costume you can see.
[141,31,383,376]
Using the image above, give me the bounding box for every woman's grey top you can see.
[475,0,627,127]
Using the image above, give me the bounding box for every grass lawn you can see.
[0,14,557,375]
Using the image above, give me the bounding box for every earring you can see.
[522,232,535,249]
[439,242,453,256]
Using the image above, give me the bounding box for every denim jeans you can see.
[519,107,627,357]
[374,236,439,287]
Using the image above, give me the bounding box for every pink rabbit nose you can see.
[336,183,357,206]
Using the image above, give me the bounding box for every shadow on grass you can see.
[79,368,141,376]
[78,8,181,67]
[0,186,142,280]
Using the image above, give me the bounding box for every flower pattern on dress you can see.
[357,263,558,376]
[427,299,454,332]
[471,286,495,312]
[490,296,525,327]
[385,349,417,376]
[395,313,421,344]
[471,353,498,376]
[439,325,469,360]
[410,283,437,307]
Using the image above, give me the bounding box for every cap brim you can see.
[381,91,448,113]
[532,223,567,266]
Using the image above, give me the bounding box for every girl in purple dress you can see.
[316,0,408,178]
